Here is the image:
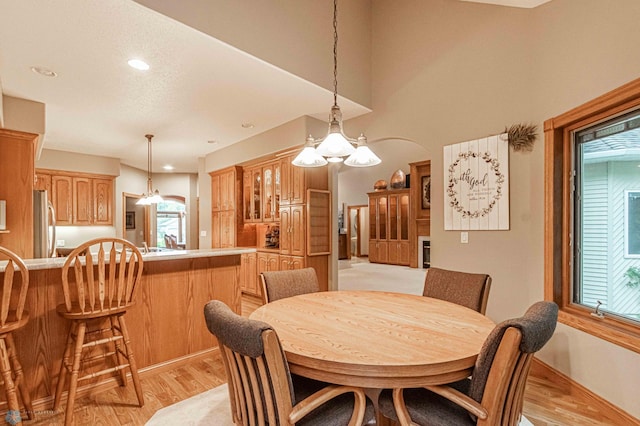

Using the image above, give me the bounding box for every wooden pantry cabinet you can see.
[211,166,256,249]
[36,169,114,226]
[368,189,410,266]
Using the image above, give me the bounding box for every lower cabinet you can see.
[279,255,305,270]
[240,252,259,296]
[388,241,410,266]
[369,240,388,264]
[257,251,279,282]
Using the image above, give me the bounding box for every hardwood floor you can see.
[25,294,630,425]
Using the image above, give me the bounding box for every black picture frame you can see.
[125,211,135,229]
[421,175,431,209]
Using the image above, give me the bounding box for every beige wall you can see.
[344,0,639,417]
[134,0,372,108]
[1,95,45,135]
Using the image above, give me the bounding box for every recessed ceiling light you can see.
[241,123,255,129]
[207,140,218,145]
[163,165,174,171]
[30,66,57,77]
[128,59,150,71]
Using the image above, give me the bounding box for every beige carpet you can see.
[145,384,233,425]
[146,381,533,426]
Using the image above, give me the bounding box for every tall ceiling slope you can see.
[133,0,372,108]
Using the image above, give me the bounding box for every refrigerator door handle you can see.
[48,201,57,257]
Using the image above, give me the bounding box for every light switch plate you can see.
[200,230,207,237]
[57,239,65,247]
[460,232,468,244]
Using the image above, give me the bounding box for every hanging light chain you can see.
[333,0,338,107]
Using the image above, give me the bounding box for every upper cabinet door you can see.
[93,178,113,225]
[263,165,274,222]
[52,175,73,225]
[73,177,92,225]
[35,173,51,192]
[211,174,221,212]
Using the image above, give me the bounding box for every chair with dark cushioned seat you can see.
[260,267,320,304]
[204,300,374,425]
[0,247,33,425]
[423,267,492,314]
[378,301,558,426]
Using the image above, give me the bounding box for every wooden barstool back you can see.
[53,238,144,426]
[0,246,33,425]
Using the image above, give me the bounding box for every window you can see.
[545,78,640,354]
[626,191,640,257]
[156,198,186,248]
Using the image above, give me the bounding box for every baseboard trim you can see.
[531,358,640,425]
[24,347,220,413]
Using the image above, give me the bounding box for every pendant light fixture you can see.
[292,0,381,168]
[136,134,163,205]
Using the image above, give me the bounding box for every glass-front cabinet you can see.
[262,163,281,222]
[368,189,410,266]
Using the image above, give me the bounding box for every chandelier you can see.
[292,0,381,168]
[136,134,163,205]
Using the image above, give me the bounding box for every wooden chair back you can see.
[473,301,558,425]
[260,267,320,304]
[423,267,492,314]
[204,300,296,425]
[0,246,29,327]
[60,238,143,314]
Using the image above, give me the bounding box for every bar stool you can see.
[0,246,33,426]
[53,238,144,426]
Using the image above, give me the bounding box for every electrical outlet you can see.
[57,239,65,247]
[460,232,468,244]
[200,230,207,237]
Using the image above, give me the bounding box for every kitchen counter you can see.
[0,247,256,272]
[10,247,250,410]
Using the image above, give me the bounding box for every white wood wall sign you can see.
[444,133,509,230]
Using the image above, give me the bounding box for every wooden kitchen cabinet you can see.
[35,172,51,192]
[280,204,305,256]
[52,175,73,225]
[240,252,259,296]
[38,169,115,226]
[281,155,306,205]
[257,251,279,276]
[211,166,253,248]
[262,162,280,222]
[73,177,92,225]
[0,129,37,258]
[93,178,113,225]
[279,255,305,270]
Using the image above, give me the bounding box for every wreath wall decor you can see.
[444,133,510,230]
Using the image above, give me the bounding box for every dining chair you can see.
[260,267,320,304]
[53,238,145,426]
[204,300,374,425]
[0,246,33,426]
[378,301,558,426]
[422,267,492,314]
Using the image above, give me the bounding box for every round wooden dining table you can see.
[249,290,496,389]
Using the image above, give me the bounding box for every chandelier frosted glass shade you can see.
[344,134,382,167]
[292,136,329,167]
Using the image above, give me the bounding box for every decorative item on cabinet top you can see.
[373,180,388,191]
[389,169,406,189]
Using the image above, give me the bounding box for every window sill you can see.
[558,304,640,354]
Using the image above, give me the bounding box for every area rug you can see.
[145,383,233,425]
[146,382,534,425]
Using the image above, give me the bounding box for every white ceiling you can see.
[0,0,550,174]
[0,0,369,173]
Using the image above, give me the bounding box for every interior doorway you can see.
[347,205,368,259]
[122,192,150,248]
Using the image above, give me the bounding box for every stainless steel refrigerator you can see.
[33,190,57,258]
